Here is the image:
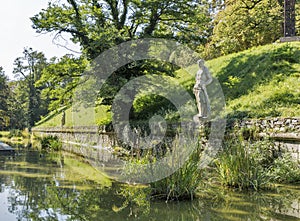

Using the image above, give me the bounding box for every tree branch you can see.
[120,0,128,28]
[106,0,120,29]
[67,0,81,20]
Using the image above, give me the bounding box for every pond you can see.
[0,149,299,221]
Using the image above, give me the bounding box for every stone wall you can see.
[236,117,300,161]
[239,117,300,133]
[32,126,117,159]
[32,117,300,160]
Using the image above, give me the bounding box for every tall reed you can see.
[214,133,271,190]
[150,138,204,201]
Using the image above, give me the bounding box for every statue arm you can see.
[204,68,213,85]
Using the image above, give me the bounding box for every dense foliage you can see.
[214,128,300,190]
[0,68,10,130]
[31,0,212,58]
[12,48,49,130]
[1,0,299,129]
[203,0,283,58]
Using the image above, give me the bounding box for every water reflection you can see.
[0,150,299,221]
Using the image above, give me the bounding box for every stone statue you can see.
[193,59,213,119]
[61,111,66,127]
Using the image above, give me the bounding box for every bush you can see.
[214,138,270,190]
[8,129,23,138]
[214,129,300,190]
[40,135,62,151]
[268,153,300,184]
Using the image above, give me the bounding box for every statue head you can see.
[197,59,205,68]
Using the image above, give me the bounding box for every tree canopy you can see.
[1,0,299,130]
[203,0,283,58]
[13,48,49,130]
[31,0,212,59]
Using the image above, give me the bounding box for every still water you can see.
[0,149,299,221]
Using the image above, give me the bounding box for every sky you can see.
[0,0,80,80]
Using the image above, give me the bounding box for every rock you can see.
[274,127,280,131]
[274,120,284,125]
[0,142,14,154]
[279,127,286,132]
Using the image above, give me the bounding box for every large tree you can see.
[36,55,88,111]
[0,67,10,130]
[31,0,211,59]
[30,0,214,110]
[13,48,49,130]
[203,0,283,58]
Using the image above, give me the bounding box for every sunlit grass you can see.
[35,105,111,128]
[36,42,300,127]
[179,42,300,119]
[227,74,300,117]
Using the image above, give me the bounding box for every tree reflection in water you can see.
[0,150,299,221]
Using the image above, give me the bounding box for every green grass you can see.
[176,42,300,119]
[35,106,69,127]
[207,42,300,118]
[35,105,111,128]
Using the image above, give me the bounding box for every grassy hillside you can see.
[207,42,300,118]
[173,42,300,119]
[35,105,111,128]
[36,42,300,128]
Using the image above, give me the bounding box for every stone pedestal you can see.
[279,36,300,42]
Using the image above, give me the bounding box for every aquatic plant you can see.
[121,133,205,201]
[214,137,270,190]
[149,138,204,201]
[40,135,62,151]
[150,152,203,201]
[214,129,300,190]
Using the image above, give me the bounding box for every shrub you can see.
[268,153,300,183]
[40,135,62,151]
[8,129,23,138]
[214,129,300,190]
